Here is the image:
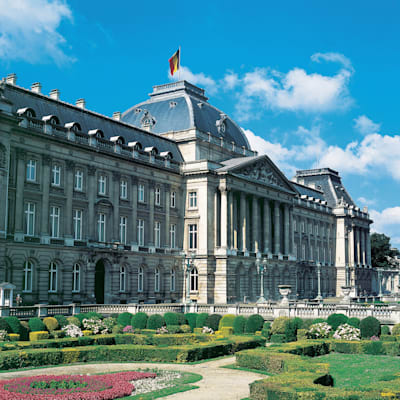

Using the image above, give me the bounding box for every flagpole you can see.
[178,45,181,81]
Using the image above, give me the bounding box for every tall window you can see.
[315,224,319,235]
[302,244,306,260]
[170,191,176,208]
[73,209,83,240]
[154,221,161,247]
[189,191,197,208]
[48,262,57,292]
[327,227,331,237]
[138,266,144,292]
[23,261,33,292]
[137,219,144,246]
[154,267,160,292]
[74,170,83,191]
[170,224,176,249]
[301,221,305,233]
[72,263,80,292]
[98,213,106,242]
[120,216,127,244]
[98,174,107,195]
[120,179,128,199]
[294,243,298,259]
[190,267,198,291]
[138,184,145,202]
[293,219,297,232]
[309,223,312,234]
[321,225,325,237]
[26,160,36,182]
[188,224,197,249]
[170,269,176,292]
[120,266,126,292]
[310,245,313,260]
[155,187,161,206]
[52,165,61,186]
[24,202,35,236]
[50,206,60,238]
[316,247,320,262]
[323,247,326,263]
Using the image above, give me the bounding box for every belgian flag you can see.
[169,48,180,76]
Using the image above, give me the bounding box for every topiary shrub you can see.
[392,323,400,336]
[381,325,390,335]
[327,313,348,331]
[67,316,81,328]
[205,314,222,331]
[301,319,315,330]
[360,316,381,338]
[4,317,21,335]
[184,313,197,332]
[146,314,165,330]
[85,311,103,320]
[177,313,187,325]
[167,325,181,334]
[43,317,59,332]
[131,312,148,329]
[347,317,361,328]
[0,317,11,333]
[292,317,303,330]
[117,312,133,328]
[181,324,191,333]
[164,312,179,326]
[271,316,290,334]
[284,319,298,342]
[218,314,236,330]
[28,317,45,332]
[54,315,68,328]
[20,321,30,341]
[261,322,271,339]
[311,318,326,325]
[196,313,209,328]
[233,316,247,335]
[245,315,265,334]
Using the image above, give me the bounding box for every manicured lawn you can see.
[316,353,400,388]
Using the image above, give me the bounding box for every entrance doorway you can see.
[95,260,105,304]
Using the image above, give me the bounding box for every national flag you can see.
[169,48,180,76]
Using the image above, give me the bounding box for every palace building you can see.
[0,74,376,305]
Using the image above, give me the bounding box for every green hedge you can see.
[233,316,246,335]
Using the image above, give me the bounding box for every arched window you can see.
[170,269,176,292]
[72,264,80,292]
[138,266,144,293]
[120,266,126,292]
[49,262,58,292]
[190,267,198,292]
[23,261,33,292]
[154,267,160,293]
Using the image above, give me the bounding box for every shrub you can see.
[233,316,247,335]
[297,329,307,340]
[185,313,197,332]
[43,317,59,332]
[292,317,304,330]
[181,324,191,333]
[205,314,222,331]
[75,313,87,324]
[360,316,381,338]
[381,325,391,335]
[220,327,234,336]
[146,314,165,330]
[218,314,236,330]
[112,324,123,334]
[327,313,348,331]
[307,322,331,339]
[67,316,81,328]
[347,317,361,328]
[0,330,10,341]
[164,312,179,326]
[29,331,49,341]
[392,323,400,336]
[28,317,45,332]
[9,333,20,341]
[0,318,10,333]
[20,321,30,341]
[261,326,270,339]
[50,330,65,339]
[117,312,133,328]
[177,313,187,325]
[245,315,265,334]
[270,334,286,343]
[54,315,68,328]
[311,318,326,325]
[284,319,298,342]
[62,324,83,338]
[333,323,361,340]
[131,312,148,329]
[5,317,21,335]
[166,325,181,334]
[271,316,290,334]
[85,311,103,320]
[195,313,209,328]
[301,319,314,330]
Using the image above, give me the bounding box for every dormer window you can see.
[169,101,177,108]
[141,110,156,130]
[134,108,142,114]
[216,113,227,135]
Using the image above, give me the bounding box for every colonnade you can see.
[349,225,371,266]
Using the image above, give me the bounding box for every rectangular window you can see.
[316,247,320,262]
[301,221,305,233]
[293,219,297,232]
[310,245,313,260]
[170,191,176,208]
[315,224,319,235]
[323,247,326,263]
[155,187,161,206]
[137,219,144,246]
[120,179,128,199]
[309,223,312,234]
[189,192,197,208]
[98,175,107,195]
[50,206,60,238]
[98,213,106,242]
[294,243,297,258]
[170,224,176,248]
[72,264,80,292]
[26,160,36,182]
[327,227,330,237]
[302,244,306,260]
[321,226,325,237]
[138,184,145,203]
[49,263,57,292]
[188,224,198,249]
[154,221,161,247]
[73,209,83,240]
[52,165,61,186]
[120,216,127,244]
[24,202,35,236]
[74,170,83,191]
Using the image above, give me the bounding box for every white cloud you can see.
[169,65,217,94]
[357,197,376,206]
[354,115,381,135]
[223,71,239,90]
[0,0,74,65]
[370,207,400,246]
[311,52,353,71]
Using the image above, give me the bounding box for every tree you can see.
[371,233,399,268]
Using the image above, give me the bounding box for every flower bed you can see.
[0,371,156,399]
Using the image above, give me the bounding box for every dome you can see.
[121,81,250,150]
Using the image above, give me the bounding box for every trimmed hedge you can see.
[347,317,361,328]
[195,313,209,328]
[28,317,45,332]
[54,315,68,328]
[146,314,165,330]
[29,331,49,341]
[131,312,148,329]
[0,317,10,333]
[381,325,390,335]
[204,314,222,331]
[218,314,236,330]
[43,317,59,332]
[116,312,133,328]
[164,312,179,326]
[185,313,197,332]
[271,316,290,334]
[392,323,400,336]
[233,316,246,335]
[360,316,381,339]
[327,313,348,330]
[245,315,264,334]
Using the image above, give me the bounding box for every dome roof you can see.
[121,81,250,150]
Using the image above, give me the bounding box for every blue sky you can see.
[1,0,399,245]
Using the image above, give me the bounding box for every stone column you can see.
[220,186,228,249]
[355,227,361,265]
[164,183,170,248]
[360,228,366,266]
[14,149,26,239]
[229,191,234,249]
[40,155,51,244]
[112,172,120,242]
[131,177,138,246]
[240,192,247,252]
[349,225,355,266]
[284,204,290,255]
[87,166,96,240]
[148,182,155,246]
[252,195,259,252]
[233,193,238,250]
[64,160,74,245]
[366,229,371,266]
[214,190,219,247]
[274,201,280,254]
[290,208,295,257]
[263,199,270,253]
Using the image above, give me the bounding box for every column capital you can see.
[218,184,229,193]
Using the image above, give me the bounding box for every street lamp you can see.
[316,262,323,301]
[257,256,267,304]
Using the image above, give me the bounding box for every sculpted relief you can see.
[236,161,285,188]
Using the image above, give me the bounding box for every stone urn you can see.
[278,284,292,306]
[340,285,352,304]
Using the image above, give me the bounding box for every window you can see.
[98,174,107,195]
[170,269,176,292]
[189,191,197,208]
[310,245,313,260]
[120,266,126,292]
[52,165,61,186]
[170,224,176,249]
[154,221,161,248]
[24,202,35,236]
[119,216,127,245]
[315,224,319,235]
[72,264,80,292]
[120,179,128,199]
[316,247,320,262]
[74,170,83,191]
[329,248,332,264]
[137,219,144,246]
[327,227,330,237]
[138,266,144,292]
[155,267,160,292]
[321,226,325,237]
[50,206,60,238]
[323,247,326,263]
[301,221,305,233]
[302,244,306,260]
[138,184,145,202]
[26,160,36,182]
[170,191,176,208]
[294,243,298,258]
[188,224,197,249]
[23,261,33,292]
[190,267,198,291]
[293,219,297,232]
[309,223,312,234]
[48,262,57,292]
[73,209,83,240]
[98,213,106,242]
[155,187,161,206]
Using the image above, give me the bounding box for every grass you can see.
[221,363,271,376]
[315,353,400,388]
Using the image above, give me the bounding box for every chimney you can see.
[75,98,85,109]
[31,82,41,93]
[49,89,60,100]
[6,73,17,85]
[112,111,121,121]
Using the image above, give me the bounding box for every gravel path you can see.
[0,357,267,399]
